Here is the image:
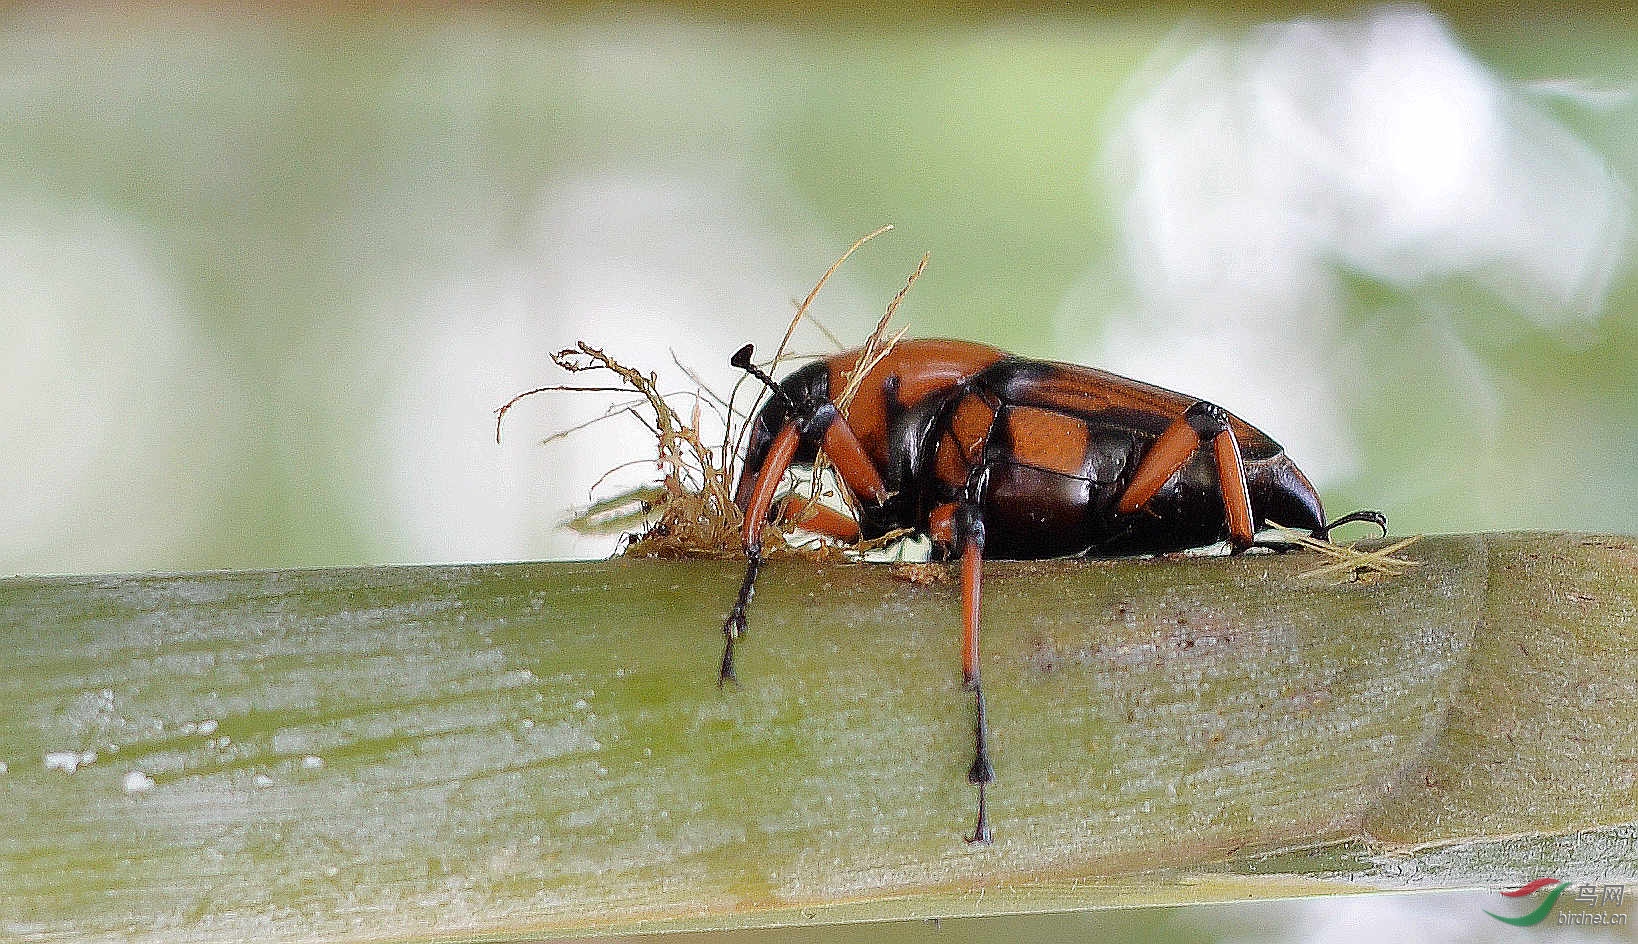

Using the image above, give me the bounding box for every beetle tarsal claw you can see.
[965,784,993,845]
[717,633,740,689]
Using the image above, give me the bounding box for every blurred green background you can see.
[3,2,1634,941]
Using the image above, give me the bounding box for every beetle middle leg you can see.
[1115,401,1256,549]
[778,495,862,543]
[932,495,995,845]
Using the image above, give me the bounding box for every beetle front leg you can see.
[722,422,801,687]
[722,405,888,687]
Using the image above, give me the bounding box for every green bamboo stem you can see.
[1,532,1635,942]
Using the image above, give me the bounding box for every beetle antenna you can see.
[730,344,794,409]
[1316,509,1388,540]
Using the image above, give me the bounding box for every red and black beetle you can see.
[723,338,1384,843]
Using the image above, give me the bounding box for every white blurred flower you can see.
[1088,8,1627,483]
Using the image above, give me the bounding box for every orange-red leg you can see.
[721,423,801,686]
[961,539,982,687]
[721,409,890,686]
[819,410,889,505]
[1115,416,1201,515]
[928,502,958,547]
[1113,401,1257,550]
[1212,425,1256,548]
[955,507,994,844]
[926,498,996,842]
[720,349,894,686]
[780,496,861,543]
[740,423,801,556]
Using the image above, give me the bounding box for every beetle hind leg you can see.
[1114,401,1256,550]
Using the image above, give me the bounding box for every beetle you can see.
[721,338,1385,844]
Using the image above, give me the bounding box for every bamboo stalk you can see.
[1,532,1634,942]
